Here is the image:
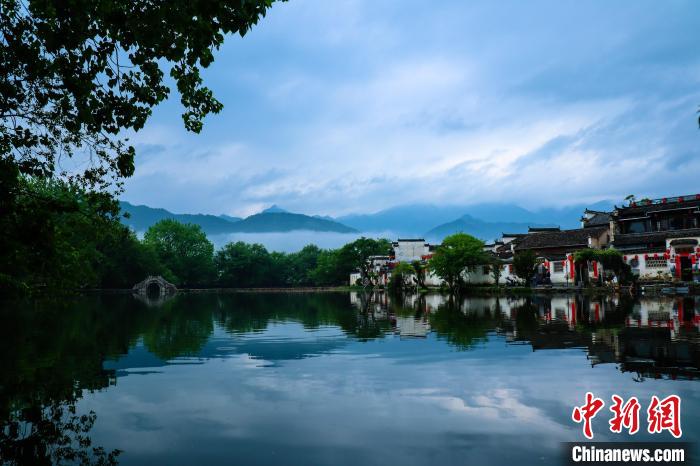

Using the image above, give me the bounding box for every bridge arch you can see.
[132,275,177,296]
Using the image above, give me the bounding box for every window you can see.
[626,220,648,234]
[645,258,667,269]
[482,265,491,274]
[553,262,564,273]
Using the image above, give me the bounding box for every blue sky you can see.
[122,0,700,217]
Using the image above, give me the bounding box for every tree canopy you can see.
[1,0,279,192]
[429,233,487,293]
[513,250,537,287]
[143,219,214,287]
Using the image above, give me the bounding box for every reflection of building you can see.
[394,315,431,338]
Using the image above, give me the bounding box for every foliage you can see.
[411,260,426,288]
[388,262,415,294]
[573,248,633,284]
[429,233,487,293]
[513,250,537,287]
[1,0,279,193]
[337,237,392,282]
[143,219,214,287]
[490,257,503,286]
[215,241,273,288]
[0,170,172,292]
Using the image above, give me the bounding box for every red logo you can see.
[572,393,682,439]
[647,395,682,438]
[572,392,605,439]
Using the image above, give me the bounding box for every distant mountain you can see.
[424,214,545,242]
[261,204,288,214]
[119,201,356,235]
[227,212,357,233]
[337,201,615,236]
[219,214,243,223]
[120,201,241,234]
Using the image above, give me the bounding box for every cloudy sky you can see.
[123,0,700,217]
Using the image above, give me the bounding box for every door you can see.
[680,256,693,281]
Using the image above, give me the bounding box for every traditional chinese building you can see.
[611,194,700,281]
[512,226,610,284]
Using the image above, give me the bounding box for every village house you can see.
[511,226,610,285]
[610,194,700,281]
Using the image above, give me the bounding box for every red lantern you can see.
[662,198,667,203]
[696,194,700,200]
[623,255,627,261]
[644,254,648,260]
[633,255,638,260]
[678,196,684,202]
[654,253,658,258]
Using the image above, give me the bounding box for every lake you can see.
[0,292,698,465]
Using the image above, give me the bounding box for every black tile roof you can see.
[613,196,700,218]
[612,228,700,246]
[583,212,611,227]
[514,227,607,251]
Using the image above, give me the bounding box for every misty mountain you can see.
[424,214,543,242]
[227,212,357,233]
[261,204,288,214]
[120,201,241,234]
[119,202,356,235]
[337,201,615,236]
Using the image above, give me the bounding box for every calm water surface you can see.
[1,292,699,465]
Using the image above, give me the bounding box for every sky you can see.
[122,0,700,218]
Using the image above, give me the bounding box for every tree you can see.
[388,262,415,294]
[513,250,537,287]
[1,0,280,193]
[411,260,426,289]
[143,219,214,287]
[336,237,392,285]
[286,245,322,286]
[214,241,273,288]
[429,233,487,293]
[490,257,503,287]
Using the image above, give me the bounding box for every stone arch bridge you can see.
[132,275,177,296]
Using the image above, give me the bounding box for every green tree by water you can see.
[215,242,273,288]
[388,262,416,294]
[429,233,487,293]
[513,250,537,287]
[144,220,214,287]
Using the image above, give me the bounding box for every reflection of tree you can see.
[429,297,499,350]
[141,295,214,360]
[0,400,120,465]
[0,298,131,465]
[212,292,395,341]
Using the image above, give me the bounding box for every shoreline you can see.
[54,282,700,296]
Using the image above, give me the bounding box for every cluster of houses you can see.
[350,193,700,287]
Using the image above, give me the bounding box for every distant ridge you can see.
[120,201,242,234]
[228,212,357,233]
[424,214,551,242]
[119,201,357,235]
[261,204,288,214]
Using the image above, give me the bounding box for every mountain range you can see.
[119,200,616,242]
[119,202,357,235]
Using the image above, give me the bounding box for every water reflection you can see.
[0,292,698,465]
[351,292,700,379]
